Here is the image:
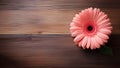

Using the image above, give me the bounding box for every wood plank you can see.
[0,9,120,34]
[0,0,120,10]
[0,34,120,68]
[0,0,120,34]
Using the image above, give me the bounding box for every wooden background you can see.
[0,0,120,34]
[0,0,120,68]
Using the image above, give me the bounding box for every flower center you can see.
[83,22,98,36]
[87,25,93,31]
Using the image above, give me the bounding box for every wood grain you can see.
[0,0,120,34]
[0,1,120,68]
[0,34,120,68]
[0,0,120,9]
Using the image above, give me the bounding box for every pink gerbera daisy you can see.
[70,7,112,49]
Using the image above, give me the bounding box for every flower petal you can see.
[97,14,107,23]
[94,35,104,45]
[90,37,95,49]
[81,36,88,49]
[98,18,110,25]
[99,28,112,35]
[93,36,100,48]
[72,14,81,25]
[105,26,113,30]
[70,26,82,33]
[88,7,93,19]
[96,12,104,21]
[70,22,75,27]
[97,32,109,40]
[71,30,81,37]
[78,40,82,47]
[93,8,97,18]
[86,37,91,49]
[99,23,111,28]
[93,8,100,22]
[73,34,85,43]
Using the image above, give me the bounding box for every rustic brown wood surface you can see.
[0,0,120,68]
[0,0,120,34]
[0,34,120,68]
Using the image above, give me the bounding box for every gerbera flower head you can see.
[70,7,112,49]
